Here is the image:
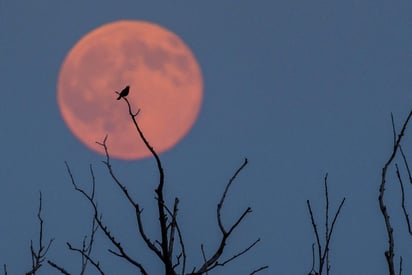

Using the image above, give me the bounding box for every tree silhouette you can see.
[378,111,412,275]
[6,92,411,274]
[42,92,266,274]
[305,110,412,275]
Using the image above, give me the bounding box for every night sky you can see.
[1,1,412,274]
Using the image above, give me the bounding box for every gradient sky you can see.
[1,1,412,274]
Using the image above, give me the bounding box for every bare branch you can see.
[324,174,330,275]
[26,191,54,275]
[168,198,179,257]
[391,112,396,146]
[65,164,102,274]
[64,162,148,275]
[120,95,173,273]
[250,265,269,275]
[95,139,164,261]
[399,146,412,184]
[217,238,260,267]
[321,198,345,267]
[193,158,257,274]
[200,245,209,275]
[217,158,248,234]
[66,241,104,275]
[395,164,412,235]
[309,243,316,275]
[307,200,322,272]
[195,239,262,274]
[378,110,412,275]
[307,175,345,275]
[156,197,187,274]
[47,260,71,274]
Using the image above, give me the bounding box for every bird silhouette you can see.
[116,85,130,100]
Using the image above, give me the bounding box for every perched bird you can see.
[116,85,130,100]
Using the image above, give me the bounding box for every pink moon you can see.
[57,20,203,160]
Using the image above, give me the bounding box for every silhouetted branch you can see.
[96,137,163,262]
[395,164,412,235]
[216,238,260,267]
[66,241,104,275]
[307,175,345,275]
[120,97,174,273]
[307,200,322,272]
[153,196,187,273]
[378,110,412,275]
[324,174,330,275]
[250,265,269,275]
[47,260,70,274]
[190,158,260,274]
[26,191,54,275]
[200,245,208,275]
[168,198,179,259]
[399,146,412,184]
[64,164,103,274]
[64,161,148,275]
[391,113,397,146]
[323,198,345,262]
[308,243,317,275]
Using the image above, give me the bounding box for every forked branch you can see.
[64,161,148,275]
[190,158,264,274]
[26,192,54,275]
[307,174,345,275]
[378,110,412,275]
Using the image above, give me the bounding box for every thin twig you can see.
[307,200,322,273]
[324,174,330,275]
[200,245,209,275]
[250,265,269,275]
[217,158,248,234]
[65,164,103,274]
[308,243,317,275]
[197,239,261,274]
[399,146,412,184]
[66,243,104,275]
[395,164,412,235]
[307,175,345,275]
[216,238,260,267]
[47,260,71,275]
[391,113,396,146]
[26,192,54,275]
[321,198,345,266]
[168,198,179,258]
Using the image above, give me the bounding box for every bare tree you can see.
[378,110,412,275]
[46,91,267,274]
[16,96,411,274]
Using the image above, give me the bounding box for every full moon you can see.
[57,20,203,160]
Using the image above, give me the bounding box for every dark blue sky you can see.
[1,1,412,274]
